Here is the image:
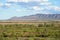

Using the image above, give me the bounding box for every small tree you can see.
[38,24,43,27]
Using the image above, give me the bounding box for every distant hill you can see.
[8,14,60,21]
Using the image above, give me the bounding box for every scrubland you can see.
[0,21,60,40]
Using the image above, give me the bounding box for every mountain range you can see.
[8,14,60,21]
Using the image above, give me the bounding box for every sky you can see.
[0,0,60,20]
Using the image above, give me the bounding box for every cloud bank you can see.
[0,0,60,14]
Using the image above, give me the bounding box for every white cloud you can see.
[43,0,48,1]
[5,3,12,7]
[6,0,29,2]
[32,6,44,11]
[40,2,51,5]
[6,0,60,13]
[0,3,3,7]
[46,6,60,11]
[6,0,50,7]
[6,0,17,2]
[16,9,27,12]
[51,6,60,11]
[18,0,30,2]
[16,9,22,12]
[6,0,48,2]
[0,3,12,8]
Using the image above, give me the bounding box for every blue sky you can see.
[0,0,60,20]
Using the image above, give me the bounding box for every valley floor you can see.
[0,21,60,40]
